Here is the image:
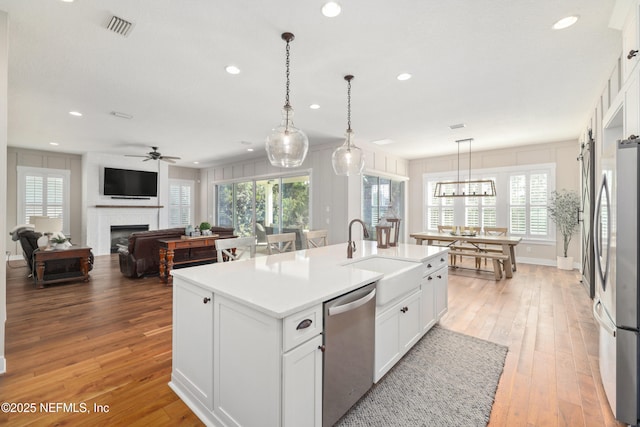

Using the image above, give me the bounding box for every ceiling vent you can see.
[107,15,134,37]
[448,123,466,130]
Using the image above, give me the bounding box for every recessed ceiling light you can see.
[193,161,200,164]
[322,2,341,17]
[309,104,320,110]
[49,142,59,146]
[60,0,75,3]
[371,139,395,146]
[552,15,579,30]
[69,111,82,116]
[247,148,255,152]
[397,73,412,81]
[225,65,241,75]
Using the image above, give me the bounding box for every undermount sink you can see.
[345,257,422,306]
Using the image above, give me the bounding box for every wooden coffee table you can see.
[33,245,92,288]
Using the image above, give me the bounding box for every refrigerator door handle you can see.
[593,298,616,337]
[593,175,611,289]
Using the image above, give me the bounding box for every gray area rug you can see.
[336,325,508,427]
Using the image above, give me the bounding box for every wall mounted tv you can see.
[103,167,158,198]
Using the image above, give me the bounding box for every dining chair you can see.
[304,229,328,249]
[266,232,297,254]
[216,236,257,262]
[480,227,508,266]
[436,225,457,264]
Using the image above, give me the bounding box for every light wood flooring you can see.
[0,254,626,426]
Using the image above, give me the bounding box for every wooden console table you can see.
[158,235,220,284]
[34,246,92,288]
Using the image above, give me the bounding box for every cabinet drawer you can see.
[423,253,448,276]
[283,304,323,351]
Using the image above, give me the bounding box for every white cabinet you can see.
[433,266,449,319]
[623,3,640,83]
[283,335,323,427]
[171,278,323,427]
[420,254,447,332]
[374,289,422,382]
[171,281,214,411]
[625,69,640,138]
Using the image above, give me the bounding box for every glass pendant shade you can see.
[266,32,308,168]
[332,129,364,175]
[266,105,309,168]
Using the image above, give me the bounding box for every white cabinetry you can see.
[170,278,323,427]
[434,266,449,319]
[625,69,640,138]
[623,2,640,83]
[374,289,421,382]
[171,281,214,412]
[283,334,323,427]
[420,254,448,332]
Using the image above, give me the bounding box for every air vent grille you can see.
[107,15,134,37]
[448,123,466,130]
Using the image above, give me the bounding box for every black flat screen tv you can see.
[103,167,158,198]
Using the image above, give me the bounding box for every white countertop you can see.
[171,240,448,318]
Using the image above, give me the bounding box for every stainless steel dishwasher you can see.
[323,282,376,427]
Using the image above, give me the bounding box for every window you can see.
[17,166,71,233]
[215,174,310,237]
[362,175,405,240]
[168,179,194,227]
[423,164,555,241]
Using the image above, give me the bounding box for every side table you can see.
[33,245,92,288]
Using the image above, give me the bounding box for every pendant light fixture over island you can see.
[265,32,309,168]
[332,75,365,176]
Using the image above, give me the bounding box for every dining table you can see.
[409,231,522,277]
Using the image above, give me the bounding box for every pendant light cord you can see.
[285,39,291,108]
[347,78,352,132]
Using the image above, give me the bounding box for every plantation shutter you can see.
[168,180,194,227]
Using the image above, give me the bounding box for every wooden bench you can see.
[447,250,510,280]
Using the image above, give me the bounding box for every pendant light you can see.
[265,32,309,168]
[433,138,496,197]
[332,75,364,176]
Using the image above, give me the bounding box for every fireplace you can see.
[110,224,149,253]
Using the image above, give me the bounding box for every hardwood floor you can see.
[0,254,626,426]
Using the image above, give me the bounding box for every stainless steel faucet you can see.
[347,219,370,258]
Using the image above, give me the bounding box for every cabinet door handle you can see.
[440,258,445,262]
[318,345,326,352]
[628,49,639,59]
[203,297,211,304]
[427,276,433,280]
[296,319,313,330]
[427,263,432,268]
[400,306,409,313]
[437,275,442,279]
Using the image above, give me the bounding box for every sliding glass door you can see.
[216,174,310,243]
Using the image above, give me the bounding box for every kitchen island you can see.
[169,240,449,427]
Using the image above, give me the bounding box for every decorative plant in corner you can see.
[548,189,581,270]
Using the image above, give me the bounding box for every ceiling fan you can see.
[125,146,181,164]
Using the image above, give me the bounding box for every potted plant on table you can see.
[548,189,581,270]
[199,222,212,236]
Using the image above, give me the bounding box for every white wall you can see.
[408,139,580,265]
[82,152,170,255]
[0,10,8,374]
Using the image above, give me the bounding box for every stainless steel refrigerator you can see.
[593,135,639,425]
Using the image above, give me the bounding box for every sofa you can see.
[118,226,235,278]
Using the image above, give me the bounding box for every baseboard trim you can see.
[518,256,580,270]
[0,356,6,374]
